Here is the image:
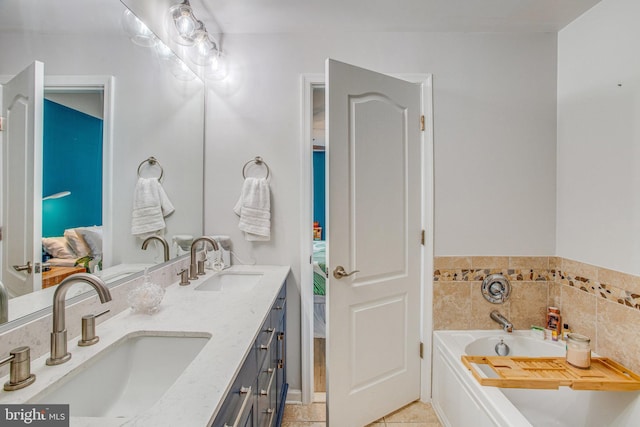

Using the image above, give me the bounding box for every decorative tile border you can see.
[556,269,640,310]
[434,256,640,312]
[434,268,552,282]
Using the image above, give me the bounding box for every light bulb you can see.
[204,51,228,81]
[167,4,201,46]
[188,32,218,66]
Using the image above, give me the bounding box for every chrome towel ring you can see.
[137,156,164,181]
[242,156,270,180]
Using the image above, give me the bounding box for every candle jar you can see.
[566,333,591,369]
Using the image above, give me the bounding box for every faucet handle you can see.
[0,346,36,391]
[78,309,110,347]
[178,268,190,286]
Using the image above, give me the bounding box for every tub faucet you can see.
[490,310,513,333]
[47,273,112,365]
[189,237,219,280]
[141,235,170,262]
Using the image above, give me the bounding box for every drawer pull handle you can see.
[266,408,275,426]
[224,386,252,427]
[260,328,276,351]
[259,366,277,396]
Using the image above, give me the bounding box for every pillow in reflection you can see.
[42,236,76,259]
[75,226,103,258]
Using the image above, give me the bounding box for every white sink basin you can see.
[31,332,210,418]
[194,271,263,292]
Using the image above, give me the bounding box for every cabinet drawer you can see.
[214,348,257,427]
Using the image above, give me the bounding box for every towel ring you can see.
[137,156,164,181]
[242,156,270,180]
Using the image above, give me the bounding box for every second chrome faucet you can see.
[189,237,219,280]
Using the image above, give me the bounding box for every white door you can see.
[1,61,44,296]
[326,59,422,426]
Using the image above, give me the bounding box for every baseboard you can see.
[285,388,302,404]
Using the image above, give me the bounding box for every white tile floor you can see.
[282,400,443,427]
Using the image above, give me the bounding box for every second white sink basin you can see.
[194,271,264,292]
[31,332,210,418]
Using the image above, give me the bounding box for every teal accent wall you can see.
[42,99,103,237]
[313,150,325,240]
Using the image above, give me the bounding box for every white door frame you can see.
[42,75,115,267]
[299,72,434,405]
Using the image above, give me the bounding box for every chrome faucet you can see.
[490,310,513,333]
[0,280,8,324]
[189,237,219,280]
[47,273,112,365]
[141,235,170,262]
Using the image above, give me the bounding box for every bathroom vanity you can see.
[0,264,290,427]
[213,284,287,426]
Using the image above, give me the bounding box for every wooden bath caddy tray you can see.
[461,355,640,391]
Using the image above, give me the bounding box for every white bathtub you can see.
[432,330,640,427]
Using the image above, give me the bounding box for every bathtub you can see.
[432,330,640,427]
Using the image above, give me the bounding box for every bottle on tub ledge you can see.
[546,307,562,341]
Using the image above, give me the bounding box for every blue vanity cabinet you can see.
[257,284,287,426]
[213,346,258,427]
[212,282,287,427]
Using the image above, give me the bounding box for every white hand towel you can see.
[234,177,271,241]
[131,177,175,238]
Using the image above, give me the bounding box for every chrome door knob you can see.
[333,265,360,279]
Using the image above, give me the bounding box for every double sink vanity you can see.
[0,263,290,427]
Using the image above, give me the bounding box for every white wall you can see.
[204,31,558,393]
[557,0,640,275]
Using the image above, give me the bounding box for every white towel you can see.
[131,177,175,238]
[234,177,271,241]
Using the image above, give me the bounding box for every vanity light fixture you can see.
[167,0,226,79]
[188,31,218,66]
[43,191,71,201]
[167,1,202,46]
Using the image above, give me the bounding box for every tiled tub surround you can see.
[434,256,640,374]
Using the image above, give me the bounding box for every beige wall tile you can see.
[471,256,509,269]
[470,284,508,330]
[548,281,562,308]
[596,299,640,374]
[561,258,598,280]
[560,285,597,340]
[509,282,548,330]
[509,256,549,270]
[434,257,471,270]
[433,281,471,330]
[549,256,561,270]
[598,267,640,295]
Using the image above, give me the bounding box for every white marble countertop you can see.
[0,265,290,427]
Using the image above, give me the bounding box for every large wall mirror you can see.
[0,0,204,326]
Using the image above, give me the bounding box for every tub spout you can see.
[490,310,513,333]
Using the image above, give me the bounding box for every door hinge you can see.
[420,342,424,359]
[421,229,425,245]
[420,115,425,131]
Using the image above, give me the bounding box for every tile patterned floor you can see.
[282,400,443,427]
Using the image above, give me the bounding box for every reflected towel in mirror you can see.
[131,177,175,238]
